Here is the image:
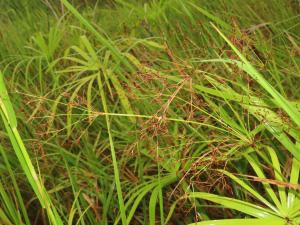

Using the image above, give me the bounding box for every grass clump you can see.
[0,0,300,224]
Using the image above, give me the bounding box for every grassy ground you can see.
[0,0,300,224]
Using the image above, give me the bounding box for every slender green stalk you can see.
[212,24,300,129]
[0,145,31,225]
[96,72,127,224]
[0,72,63,225]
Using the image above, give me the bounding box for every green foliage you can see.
[0,0,300,224]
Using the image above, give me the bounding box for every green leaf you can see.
[246,105,300,161]
[212,24,300,129]
[219,170,278,213]
[266,147,287,210]
[245,154,283,213]
[96,72,127,225]
[149,186,160,225]
[188,192,278,219]
[0,72,17,128]
[0,207,13,225]
[0,71,63,225]
[106,69,135,123]
[287,157,300,212]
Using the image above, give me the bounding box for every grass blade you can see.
[212,24,300,129]
[188,192,278,219]
[0,72,63,225]
[96,72,127,224]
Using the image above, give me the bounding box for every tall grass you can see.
[0,0,300,224]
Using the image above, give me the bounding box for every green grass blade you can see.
[188,192,278,219]
[219,169,278,213]
[0,207,13,225]
[0,181,20,224]
[0,72,17,127]
[149,186,160,225]
[245,154,283,213]
[287,157,300,210]
[212,24,300,129]
[266,147,287,210]
[96,72,127,224]
[0,145,31,225]
[106,69,135,123]
[0,72,63,225]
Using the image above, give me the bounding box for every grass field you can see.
[1,0,300,224]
